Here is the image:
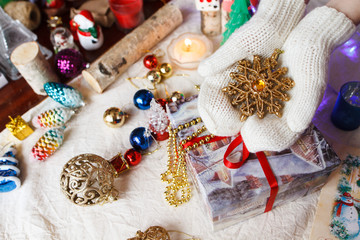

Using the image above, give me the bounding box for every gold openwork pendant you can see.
[60,154,119,206]
[222,49,295,121]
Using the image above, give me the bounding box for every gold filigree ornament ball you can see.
[128,226,170,240]
[222,49,295,121]
[60,154,119,206]
[103,107,129,128]
[128,226,200,240]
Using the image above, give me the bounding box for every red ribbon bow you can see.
[223,135,279,213]
[184,132,278,212]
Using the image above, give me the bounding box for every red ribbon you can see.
[223,135,279,213]
[223,135,249,169]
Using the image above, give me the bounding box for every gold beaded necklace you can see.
[161,117,215,207]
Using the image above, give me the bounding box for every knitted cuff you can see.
[292,6,356,52]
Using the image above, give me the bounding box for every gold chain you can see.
[161,117,215,207]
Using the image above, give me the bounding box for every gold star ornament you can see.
[222,49,295,121]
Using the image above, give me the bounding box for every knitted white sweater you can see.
[197,1,356,152]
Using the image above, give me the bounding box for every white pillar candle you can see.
[167,33,213,70]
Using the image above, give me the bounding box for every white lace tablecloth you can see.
[1,1,360,239]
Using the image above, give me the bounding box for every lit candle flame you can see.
[184,38,192,51]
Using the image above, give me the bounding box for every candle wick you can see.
[184,38,192,52]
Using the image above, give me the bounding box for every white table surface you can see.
[1,1,360,239]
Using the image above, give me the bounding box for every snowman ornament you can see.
[334,192,360,237]
[72,10,103,51]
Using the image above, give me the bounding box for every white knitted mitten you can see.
[198,0,306,77]
[197,0,306,136]
[242,6,356,152]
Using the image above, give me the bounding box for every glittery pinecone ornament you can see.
[32,107,75,129]
[31,127,65,161]
[44,82,85,108]
[148,99,169,141]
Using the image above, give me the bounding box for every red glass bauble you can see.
[124,149,142,166]
[156,98,167,111]
[143,55,158,69]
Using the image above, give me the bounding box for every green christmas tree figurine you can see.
[222,0,251,45]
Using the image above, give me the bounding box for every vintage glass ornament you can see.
[150,126,169,141]
[71,10,104,51]
[0,145,21,192]
[31,127,65,161]
[50,27,78,54]
[55,49,89,79]
[44,82,85,108]
[133,89,154,110]
[143,54,158,69]
[156,98,167,110]
[158,63,173,78]
[103,107,128,128]
[124,148,142,166]
[169,91,185,103]
[130,127,153,151]
[148,99,169,141]
[32,107,75,129]
[146,70,162,84]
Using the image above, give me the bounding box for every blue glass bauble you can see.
[133,89,154,110]
[130,127,153,151]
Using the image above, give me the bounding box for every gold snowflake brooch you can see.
[222,49,295,121]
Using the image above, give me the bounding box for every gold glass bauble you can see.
[158,63,173,78]
[103,107,128,128]
[170,91,185,103]
[146,70,162,84]
[60,153,118,206]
